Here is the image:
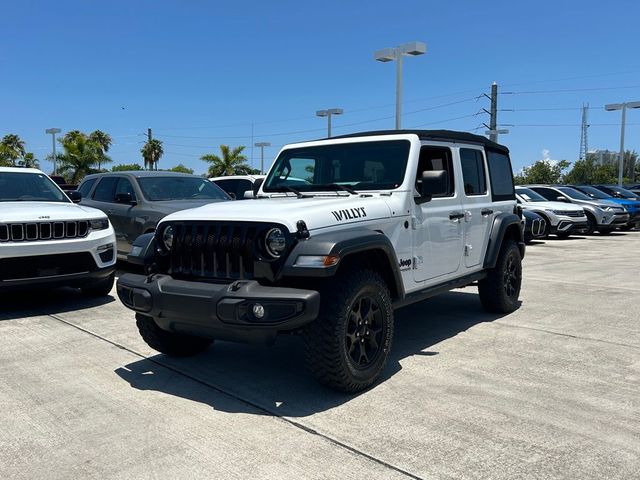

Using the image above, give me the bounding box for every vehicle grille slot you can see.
[11,224,24,241]
[53,222,65,239]
[40,223,52,239]
[66,221,77,238]
[0,221,90,242]
[26,223,38,240]
[77,221,89,237]
[0,225,8,242]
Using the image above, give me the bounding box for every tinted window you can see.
[486,150,515,201]
[557,187,591,201]
[416,146,455,198]
[515,187,548,202]
[214,179,239,197]
[460,148,487,196]
[531,187,563,201]
[92,177,118,202]
[137,176,229,201]
[0,172,68,203]
[115,177,137,200]
[78,178,96,197]
[574,185,610,199]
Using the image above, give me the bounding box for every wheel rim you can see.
[345,295,385,369]
[503,254,520,298]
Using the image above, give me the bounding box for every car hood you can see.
[604,198,640,210]
[0,202,107,222]
[150,198,229,216]
[158,194,393,232]
[520,200,583,212]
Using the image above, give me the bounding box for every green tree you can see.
[201,145,252,177]
[514,159,571,185]
[167,164,194,174]
[563,151,638,184]
[89,130,113,170]
[18,152,39,169]
[112,163,143,171]
[0,134,27,166]
[141,139,164,170]
[55,134,103,183]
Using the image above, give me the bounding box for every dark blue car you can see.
[569,185,640,230]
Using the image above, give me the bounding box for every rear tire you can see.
[303,269,394,393]
[81,273,115,297]
[136,313,213,357]
[478,240,522,314]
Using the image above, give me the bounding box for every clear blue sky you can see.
[2,0,640,175]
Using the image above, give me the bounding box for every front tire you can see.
[136,313,213,357]
[584,212,596,235]
[303,269,394,393]
[478,240,522,313]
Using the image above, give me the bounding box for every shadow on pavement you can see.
[115,289,512,417]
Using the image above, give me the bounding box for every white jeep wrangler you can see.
[0,167,117,296]
[117,130,524,392]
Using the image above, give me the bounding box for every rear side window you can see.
[92,177,118,202]
[486,150,515,201]
[78,178,96,197]
[459,149,487,196]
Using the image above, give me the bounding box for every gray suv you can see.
[78,171,230,258]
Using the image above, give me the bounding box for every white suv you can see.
[118,130,524,391]
[0,168,117,295]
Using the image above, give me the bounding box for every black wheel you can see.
[619,225,632,231]
[81,273,115,297]
[584,212,596,235]
[303,269,393,393]
[556,231,571,239]
[136,313,213,357]
[478,240,522,314]
[598,228,613,235]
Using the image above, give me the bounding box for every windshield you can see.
[263,140,411,193]
[557,186,592,201]
[137,176,230,201]
[0,172,69,203]
[575,185,611,199]
[515,187,547,202]
[600,186,637,199]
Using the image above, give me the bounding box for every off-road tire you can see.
[303,269,394,393]
[81,273,115,297]
[136,313,213,357]
[584,212,596,235]
[478,239,522,314]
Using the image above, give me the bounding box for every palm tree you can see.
[201,145,252,177]
[89,130,113,170]
[18,152,39,169]
[56,134,102,183]
[0,134,27,166]
[141,139,164,170]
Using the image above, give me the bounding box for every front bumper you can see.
[117,274,321,344]
[0,264,114,291]
[598,212,629,227]
[551,218,588,234]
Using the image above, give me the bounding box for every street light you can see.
[605,101,640,186]
[316,108,343,138]
[254,142,271,174]
[45,128,61,175]
[374,41,426,130]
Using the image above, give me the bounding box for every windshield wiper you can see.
[310,183,358,195]
[276,185,303,198]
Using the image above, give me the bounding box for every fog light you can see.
[253,303,265,319]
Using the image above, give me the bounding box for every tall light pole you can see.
[605,101,640,186]
[374,41,426,130]
[45,128,61,174]
[254,142,271,174]
[316,108,343,138]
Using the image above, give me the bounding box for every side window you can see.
[459,149,487,196]
[236,179,253,198]
[115,177,136,200]
[486,150,515,201]
[78,178,96,197]
[532,187,560,201]
[416,146,455,198]
[214,179,237,197]
[92,177,118,202]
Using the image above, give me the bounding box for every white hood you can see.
[0,202,107,223]
[519,200,583,211]
[159,194,394,232]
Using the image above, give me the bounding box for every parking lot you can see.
[1,232,639,480]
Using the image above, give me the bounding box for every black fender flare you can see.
[282,227,405,299]
[483,212,525,269]
[127,232,157,267]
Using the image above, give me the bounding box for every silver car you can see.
[78,171,231,259]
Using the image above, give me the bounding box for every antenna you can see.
[579,103,589,160]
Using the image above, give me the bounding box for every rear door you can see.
[459,148,492,268]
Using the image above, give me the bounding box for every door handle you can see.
[449,212,465,221]
[481,208,494,216]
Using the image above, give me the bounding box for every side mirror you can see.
[243,190,255,199]
[115,192,136,204]
[67,190,82,203]
[419,170,449,203]
[252,178,264,197]
[556,196,567,202]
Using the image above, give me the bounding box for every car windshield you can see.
[137,176,230,201]
[515,187,547,202]
[557,186,592,201]
[0,172,69,203]
[263,140,411,193]
[575,185,612,199]
[602,186,638,199]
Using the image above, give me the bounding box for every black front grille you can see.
[0,252,97,282]
[168,222,287,281]
[0,221,89,242]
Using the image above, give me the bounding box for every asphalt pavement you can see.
[1,231,639,479]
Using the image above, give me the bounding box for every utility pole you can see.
[147,128,154,170]
[579,104,589,161]
[483,82,508,142]
[254,142,271,174]
[605,101,640,186]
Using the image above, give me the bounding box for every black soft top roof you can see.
[329,129,509,154]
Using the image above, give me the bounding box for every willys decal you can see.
[331,207,367,222]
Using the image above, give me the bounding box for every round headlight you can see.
[265,228,286,258]
[162,225,174,250]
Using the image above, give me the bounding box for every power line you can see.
[503,85,640,95]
